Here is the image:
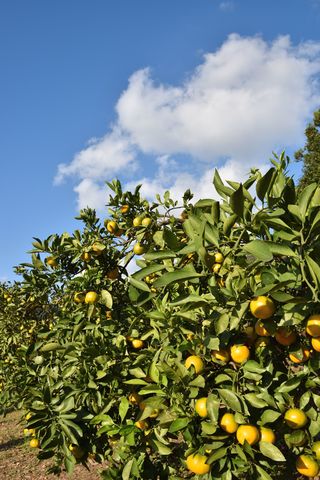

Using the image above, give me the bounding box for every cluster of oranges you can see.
[181,296,320,476]
[104,209,153,256]
[186,399,319,476]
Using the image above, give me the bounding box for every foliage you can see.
[2,154,320,479]
[295,108,320,191]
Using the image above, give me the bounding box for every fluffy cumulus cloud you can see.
[55,34,320,210]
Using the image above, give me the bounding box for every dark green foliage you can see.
[295,109,320,191]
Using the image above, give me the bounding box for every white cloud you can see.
[125,156,262,207]
[54,126,137,185]
[55,34,320,209]
[74,179,108,210]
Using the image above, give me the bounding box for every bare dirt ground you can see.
[0,411,105,480]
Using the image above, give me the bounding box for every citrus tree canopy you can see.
[2,154,320,479]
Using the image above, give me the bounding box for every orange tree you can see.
[2,154,320,478]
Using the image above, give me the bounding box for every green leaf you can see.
[305,254,320,289]
[212,201,220,224]
[245,393,268,409]
[194,199,216,208]
[132,264,164,281]
[230,184,244,217]
[267,242,296,257]
[298,183,317,218]
[206,394,220,423]
[122,459,134,480]
[204,223,219,247]
[100,289,113,308]
[144,250,176,261]
[169,294,209,306]
[40,342,64,352]
[207,447,227,464]
[213,169,234,198]
[259,442,286,462]
[163,228,181,251]
[218,389,242,413]
[153,269,203,288]
[215,313,229,335]
[223,214,238,236]
[260,410,281,425]
[243,361,265,374]
[255,465,273,480]
[189,375,205,388]
[119,397,129,422]
[256,168,275,201]
[243,240,273,262]
[277,375,305,393]
[288,204,302,222]
[169,418,189,433]
[129,277,151,292]
[153,440,172,455]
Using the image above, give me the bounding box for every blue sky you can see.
[1,0,320,281]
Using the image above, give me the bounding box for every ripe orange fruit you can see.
[142,217,152,227]
[46,256,57,267]
[236,425,260,445]
[220,413,238,434]
[306,315,320,337]
[230,344,250,364]
[296,455,319,477]
[133,217,142,227]
[214,252,224,263]
[135,420,148,430]
[311,337,320,352]
[186,453,210,475]
[211,349,230,363]
[85,291,98,304]
[81,252,91,262]
[74,292,85,303]
[312,441,320,460]
[195,398,208,418]
[185,355,204,374]
[120,204,129,214]
[106,220,119,234]
[250,296,275,319]
[260,427,276,444]
[284,408,308,429]
[131,339,144,349]
[254,319,272,337]
[289,348,311,364]
[133,243,145,255]
[212,263,221,274]
[275,327,297,346]
[29,438,39,448]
